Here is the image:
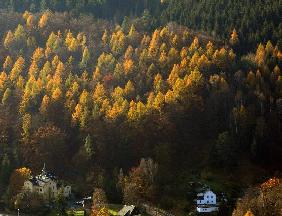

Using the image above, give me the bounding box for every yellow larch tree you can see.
[123,59,134,75]
[189,37,199,53]
[206,41,214,57]
[40,95,51,114]
[23,11,32,20]
[230,29,239,45]
[106,99,128,121]
[167,64,180,86]
[77,32,87,47]
[32,47,44,64]
[0,72,8,90]
[3,56,13,71]
[180,47,188,59]
[186,68,204,94]
[149,29,160,57]
[38,11,50,28]
[80,46,90,68]
[127,100,137,121]
[79,90,90,107]
[159,51,168,66]
[154,74,165,93]
[101,30,108,46]
[72,103,83,124]
[10,57,25,82]
[189,52,200,69]
[124,45,134,59]
[93,67,102,82]
[111,86,124,101]
[26,14,35,29]
[146,92,155,110]
[28,61,39,78]
[51,87,62,101]
[165,90,177,104]
[4,31,14,49]
[255,43,266,67]
[153,92,165,111]
[93,83,107,104]
[124,80,135,99]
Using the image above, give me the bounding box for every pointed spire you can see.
[42,163,46,175]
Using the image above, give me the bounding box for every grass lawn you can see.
[108,209,118,215]
[107,204,121,215]
[66,210,85,216]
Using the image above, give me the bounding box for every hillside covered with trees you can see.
[0,2,280,216]
[0,0,281,53]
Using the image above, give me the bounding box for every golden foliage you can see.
[26,14,35,28]
[3,56,13,71]
[40,95,50,114]
[52,87,62,101]
[123,59,134,74]
[10,57,25,81]
[167,64,180,86]
[149,29,160,57]
[32,47,44,63]
[230,29,239,45]
[261,178,280,191]
[4,31,14,48]
[38,11,49,28]
[244,210,254,216]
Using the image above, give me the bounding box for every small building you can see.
[196,190,216,205]
[75,196,92,208]
[117,205,141,216]
[196,206,219,213]
[196,189,218,213]
[23,165,71,200]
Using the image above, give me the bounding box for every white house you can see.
[23,165,71,200]
[196,206,219,213]
[196,190,216,205]
[196,190,218,213]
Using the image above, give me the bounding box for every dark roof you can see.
[28,169,58,186]
[29,176,39,186]
[46,172,57,180]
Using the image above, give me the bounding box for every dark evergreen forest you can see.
[0,1,280,216]
[1,0,281,53]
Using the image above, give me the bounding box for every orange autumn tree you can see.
[121,158,158,204]
[91,188,109,216]
[9,167,31,197]
[4,31,14,49]
[260,177,280,191]
[38,11,50,29]
[244,210,254,216]
[230,29,239,46]
[3,56,13,71]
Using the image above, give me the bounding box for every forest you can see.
[0,1,281,216]
[0,0,281,53]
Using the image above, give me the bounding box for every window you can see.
[211,196,213,198]
[207,196,209,198]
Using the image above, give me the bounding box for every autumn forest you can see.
[0,1,281,216]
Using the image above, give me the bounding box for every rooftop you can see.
[28,164,57,186]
